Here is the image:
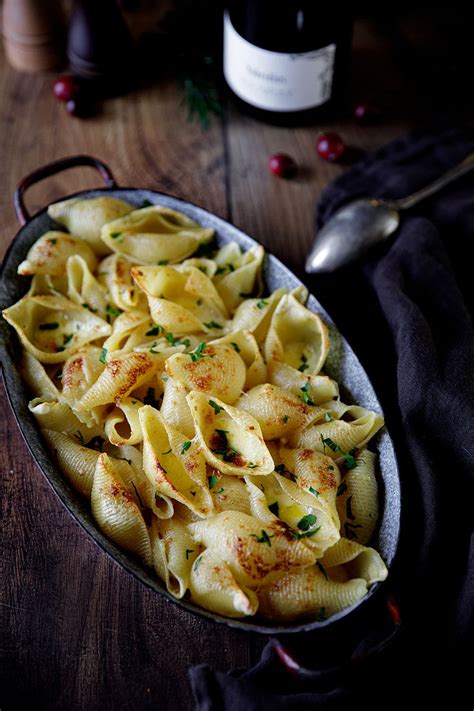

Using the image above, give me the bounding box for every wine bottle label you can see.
[223,11,336,112]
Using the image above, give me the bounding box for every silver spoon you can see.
[306,152,474,274]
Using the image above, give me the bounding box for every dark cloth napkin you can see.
[189,128,474,710]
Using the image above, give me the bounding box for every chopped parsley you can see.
[106,305,122,317]
[210,429,243,464]
[185,548,195,560]
[298,354,309,372]
[300,382,316,406]
[268,501,279,517]
[82,303,97,313]
[110,232,122,240]
[208,399,222,414]
[282,415,289,423]
[337,481,348,497]
[62,333,73,346]
[248,462,259,469]
[297,514,317,531]
[250,530,274,547]
[324,412,333,422]
[321,438,358,469]
[165,332,190,347]
[203,321,223,329]
[208,474,219,489]
[190,342,207,362]
[161,449,172,455]
[99,347,107,364]
[145,324,164,336]
[230,342,241,353]
[144,387,160,408]
[158,259,169,265]
[308,486,320,497]
[39,322,59,331]
[346,495,356,521]
[47,238,57,244]
[215,487,225,494]
[256,299,267,310]
[180,441,192,455]
[239,291,253,298]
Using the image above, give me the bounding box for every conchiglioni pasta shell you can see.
[91,453,152,565]
[160,377,195,439]
[321,538,388,586]
[215,245,264,314]
[17,232,97,277]
[77,352,160,410]
[66,255,108,317]
[189,510,316,588]
[210,472,251,515]
[20,351,60,401]
[291,408,384,456]
[257,565,368,621]
[336,449,379,545]
[235,383,313,439]
[265,293,329,375]
[189,548,259,618]
[268,361,339,404]
[101,205,214,264]
[2,294,111,364]
[187,391,274,476]
[48,197,134,256]
[104,397,143,446]
[165,342,246,404]
[230,287,288,344]
[209,329,267,390]
[97,254,145,312]
[150,516,199,598]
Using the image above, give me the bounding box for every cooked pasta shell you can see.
[48,197,134,256]
[189,510,316,587]
[268,361,339,404]
[209,329,267,390]
[29,397,101,439]
[66,255,107,317]
[104,397,143,446]
[189,548,259,618]
[235,384,313,439]
[150,516,199,598]
[187,391,274,476]
[231,287,288,344]
[91,453,152,565]
[2,294,111,364]
[213,242,244,271]
[76,352,160,410]
[321,538,388,586]
[279,447,340,521]
[97,254,145,312]
[265,294,329,375]
[17,231,97,277]
[140,405,212,517]
[214,245,264,314]
[291,406,384,456]
[180,257,217,278]
[165,342,246,404]
[101,205,214,264]
[257,565,368,621]
[60,346,104,425]
[101,311,150,355]
[210,472,251,515]
[41,430,128,498]
[336,449,379,545]
[160,377,195,439]
[21,351,60,401]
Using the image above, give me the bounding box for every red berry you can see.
[268,153,297,178]
[316,133,345,162]
[53,75,80,102]
[353,101,381,124]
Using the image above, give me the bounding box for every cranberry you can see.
[53,75,80,102]
[268,153,297,178]
[353,101,381,124]
[316,133,346,162]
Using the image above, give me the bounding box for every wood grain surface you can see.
[0,15,462,711]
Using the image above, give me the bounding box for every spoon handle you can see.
[385,152,474,211]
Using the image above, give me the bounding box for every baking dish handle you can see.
[13,155,117,226]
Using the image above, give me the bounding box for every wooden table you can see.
[1,15,468,711]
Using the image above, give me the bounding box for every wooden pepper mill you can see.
[2,0,65,72]
[67,0,134,89]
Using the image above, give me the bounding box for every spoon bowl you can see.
[306,199,399,273]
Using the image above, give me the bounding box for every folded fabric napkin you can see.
[189,128,474,710]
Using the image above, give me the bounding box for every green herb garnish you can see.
[158,259,169,265]
[180,441,192,455]
[230,342,241,353]
[48,238,57,244]
[256,299,267,310]
[100,347,107,364]
[208,399,222,414]
[203,321,222,329]
[337,481,348,497]
[190,341,207,362]
[62,333,73,346]
[282,415,289,423]
[250,530,274,547]
[300,382,316,406]
[239,291,253,298]
[39,322,59,331]
[110,232,122,240]
[346,495,355,521]
[208,474,219,489]
[297,514,317,531]
[324,412,333,422]
[106,305,122,317]
[185,549,195,560]
[322,438,358,469]
[308,486,320,497]
[82,303,97,313]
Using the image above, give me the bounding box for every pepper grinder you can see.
[67,0,134,90]
[2,0,65,72]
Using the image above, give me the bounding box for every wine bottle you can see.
[223,1,353,124]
